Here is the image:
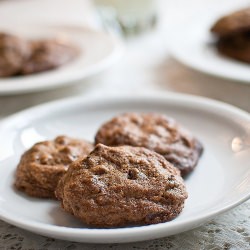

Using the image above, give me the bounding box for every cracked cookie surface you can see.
[95,113,203,176]
[56,144,188,227]
[15,136,93,198]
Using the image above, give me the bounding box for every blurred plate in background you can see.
[167,16,250,84]
[0,24,123,95]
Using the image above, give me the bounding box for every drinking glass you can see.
[93,0,157,35]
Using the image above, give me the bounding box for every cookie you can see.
[15,136,93,198]
[55,144,187,227]
[21,39,78,75]
[0,33,31,77]
[95,113,203,176]
[211,8,250,37]
[216,33,250,63]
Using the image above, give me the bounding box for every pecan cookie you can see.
[15,136,93,198]
[56,144,188,227]
[95,113,203,176]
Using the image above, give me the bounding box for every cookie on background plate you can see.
[21,39,78,75]
[216,34,250,63]
[211,8,250,63]
[0,33,31,77]
[211,8,250,37]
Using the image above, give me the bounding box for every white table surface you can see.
[0,0,250,249]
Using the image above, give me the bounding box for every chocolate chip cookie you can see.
[56,144,188,227]
[0,33,31,77]
[15,136,93,198]
[95,113,203,176]
[21,39,78,75]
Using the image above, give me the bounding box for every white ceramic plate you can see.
[0,24,123,95]
[0,93,249,243]
[167,17,250,83]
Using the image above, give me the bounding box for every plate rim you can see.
[0,92,249,243]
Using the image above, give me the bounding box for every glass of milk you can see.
[93,0,157,35]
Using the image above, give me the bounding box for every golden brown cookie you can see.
[95,113,203,176]
[15,136,93,199]
[0,33,31,77]
[56,144,188,228]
